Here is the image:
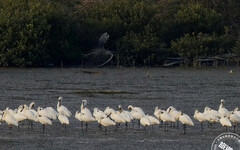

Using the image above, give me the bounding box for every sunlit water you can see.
[0,67,239,149]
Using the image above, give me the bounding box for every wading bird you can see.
[98,115,116,135]
[57,97,72,117]
[219,115,232,131]
[218,99,229,116]
[176,112,194,134]
[193,110,210,132]
[227,111,240,133]
[2,110,18,130]
[58,113,69,132]
[38,115,52,133]
[98,32,109,48]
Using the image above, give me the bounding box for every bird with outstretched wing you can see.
[84,32,114,67]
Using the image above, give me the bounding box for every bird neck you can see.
[81,103,84,110]
[57,101,61,108]
[219,103,223,109]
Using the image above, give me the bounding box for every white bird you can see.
[75,111,82,122]
[38,115,52,133]
[158,110,175,131]
[29,102,38,117]
[118,105,133,120]
[104,106,115,115]
[166,106,179,119]
[22,104,38,129]
[58,113,69,132]
[93,108,107,121]
[80,100,93,117]
[204,106,222,118]
[117,105,132,127]
[128,105,145,128]
[128,105,145,116]
[44,107,58,120]
[228,111,240,133]
[13,109,27,122]
[177,112,194,134]
[98,116,116,135]
[1,110,18,130]
[218,99,229,116]
[203,107,220,124]
[233,107,240,117]
[166,106,181,128]
[93,108,107,130]
[23,104,38,121]
[57,97,72,117]
[147,115,160,125]
[154,106,161,119]
[219,115,232,131]
[78,112,96,131]
[140,115,151,128]
[108,109,125,130]
[5,107,14,115]
[159,110,176,122]
[193,110,210,132]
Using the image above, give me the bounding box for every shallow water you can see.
[0,67,239,150]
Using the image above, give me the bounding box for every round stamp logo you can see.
[211,132,240,150]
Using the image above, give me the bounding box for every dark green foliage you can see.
[0,0,240,67]
[0,0,83,67]
[0,0,52,67]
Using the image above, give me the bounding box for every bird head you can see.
[220,99,225,104]
[30,102,35,108]
[128,105,133,110]
[58,97,63,101]
[118,105,122,112]
[82,99,87,106]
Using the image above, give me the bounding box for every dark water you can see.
[0,67,239,150]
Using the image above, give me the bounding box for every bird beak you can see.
[107,112,112,118]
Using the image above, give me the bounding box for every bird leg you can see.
[233,124,236,133]
[43,125,45,134]
[9,124,12,130]
[159,121,163,128]
[138,120,140,128]
[86,123,88,132]
[98,124,102,131]
[65,125,67,132]
[201,122,203,132]
[183,124,186,134]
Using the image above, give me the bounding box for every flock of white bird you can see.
[0,97,239,134]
